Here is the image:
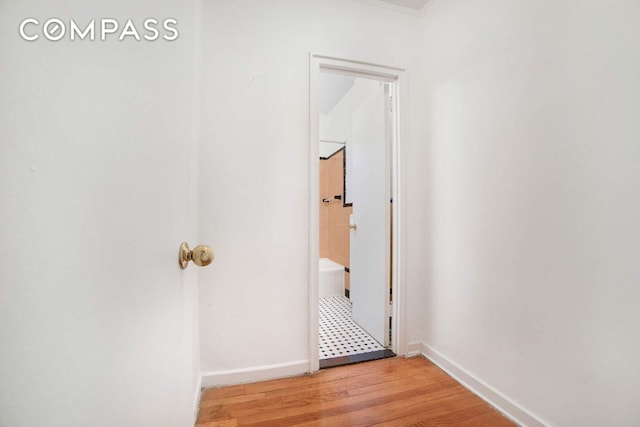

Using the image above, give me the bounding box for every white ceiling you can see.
[375,0,430,11]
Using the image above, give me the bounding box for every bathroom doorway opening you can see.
[308,55,406,372]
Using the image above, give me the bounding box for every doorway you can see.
[308,55,407,372]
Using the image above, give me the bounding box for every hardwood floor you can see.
[196,357,516,426]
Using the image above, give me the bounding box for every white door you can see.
[349,81,390,347]
[0,3,201,423]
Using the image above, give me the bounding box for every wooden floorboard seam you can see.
[196,357,515,426]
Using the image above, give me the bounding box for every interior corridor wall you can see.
[198,0,426,379]
[418,1,640,425]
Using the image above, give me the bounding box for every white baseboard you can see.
[419,343,548,427]
[200,359,309,389]
[406,341,423,357]
[197,348,548,425]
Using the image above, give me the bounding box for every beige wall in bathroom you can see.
[319,149,352,273]
[319,158,328,259]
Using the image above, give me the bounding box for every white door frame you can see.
[308,54,408,373]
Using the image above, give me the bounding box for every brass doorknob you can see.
[179,242,214,269]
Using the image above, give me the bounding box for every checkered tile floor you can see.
[319,296,385,360]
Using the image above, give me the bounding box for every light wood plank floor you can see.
[196,357,516,426]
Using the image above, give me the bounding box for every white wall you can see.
[0,1,201,425]
[318,73,355,115]
[419,1,640,425]
[320,77,382,203]
[320,78,379,143]
[198,0,426,382]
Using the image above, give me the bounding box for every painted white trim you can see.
[406,341,423,357]
[309,54,409,367]
[353,0,432,17]
[192,375,202,424]
[392,65,410,358]
[420,343,550,427]
[308,53,321,373]
[200,360,309,388]
[314,54,405,73]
